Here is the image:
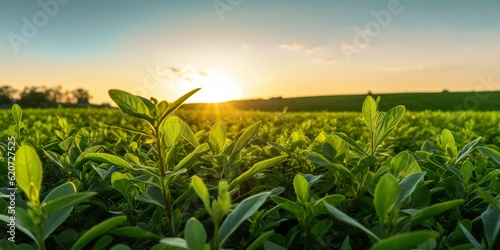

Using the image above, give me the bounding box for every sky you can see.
[1,0,499,104]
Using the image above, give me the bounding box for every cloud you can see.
[306,47,320,53]
[279,42,305,50]
[240,44,249,49]
[312,57,336,63]
[376,65,436,72]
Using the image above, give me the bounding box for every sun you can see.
[178,70,242,103]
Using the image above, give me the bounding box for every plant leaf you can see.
[391,151,421,178]
[173,143,210,172]
[374,105,405,147]
[458,223,482,250]
[82,153,134,170]
[15,145,43,202]
[209,122,227,155]
[108,89,154,122]
[335,132,369,156]
[185,218,207,250]
[71,216,127,250]
[12,104,22,124]
[159,238,188,249]
[219,192,271,246]
[229,155,287,189]
[478,146,500,166]
[455,137,481,164]
[230,121,262,161]
[159,88,201,125]
[109,227,161,240]
[481,204,500,248]
[306,152,353,179]
[294,174,309,206]
[192,176,211,212]
[324,202,380,242]
[369,231,439,250]
[362,95,377,131]
[411,200,464,226]
[396,172,426,208]
[374,174,399,225]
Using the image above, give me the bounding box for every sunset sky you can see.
[1,0,499,104]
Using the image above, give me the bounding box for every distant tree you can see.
[18,86,53,107]
[72,88,91,104]
[63,90,75,103]
[46,85,65,103]
[0,85,17,105]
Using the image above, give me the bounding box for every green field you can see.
[1,89,500,249]
[184,91,500,112]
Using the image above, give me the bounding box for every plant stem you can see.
[154,127,176,235]
[213,220,220,250]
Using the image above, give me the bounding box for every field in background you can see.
[184,91,500,112]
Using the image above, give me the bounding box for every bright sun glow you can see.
[177,69,242,103]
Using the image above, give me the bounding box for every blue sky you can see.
[1,0,499,103]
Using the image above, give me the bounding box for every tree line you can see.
[0,85,92,108]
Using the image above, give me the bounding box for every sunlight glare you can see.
[178,70,242,103]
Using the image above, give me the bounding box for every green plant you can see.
[160,176,272,249]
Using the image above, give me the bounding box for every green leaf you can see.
[324,202,380,242]
[455,137,481,164]
[12,104,22,124]
[335,132,369,156]
[91,235,113,250]
[396,172,426,208]
[271,196,305,220]
[109,227,161,240]
[230,121,262,160]
[83,153,134,170]
[180,119,200,147]
[441,129,456,157]
[73,145,104,170]
[411,200,464,225]
[478,146,500,166]
[15,145,43,202]
[173,143,210,172]
[458,223,482,250]
[374,105,405,147]
[362,95,378,131]
[229,155,287,189]
[374,174,399,224]
[0,212,36,244]
[209,122,227,155]
[219,192,271,246]
[159,238,188,249]
[246,231,275,250]
[481,204,500,248]
[460,161,474,184]
[192,176,211,212]
[70,216,127,250]
[43,192,95,217]
[391,151,421,178]
[185,218,207,250]
[294,174,309,206]
[111,172,137,200]
[369,231,439,250]
[108,89,154,122]
[306,152,353,179]
[159,88,201,125]
[475,188,500,212]
[310,194,345,217]
[161,116,183,148]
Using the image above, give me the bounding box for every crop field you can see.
[1,89,500,250]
